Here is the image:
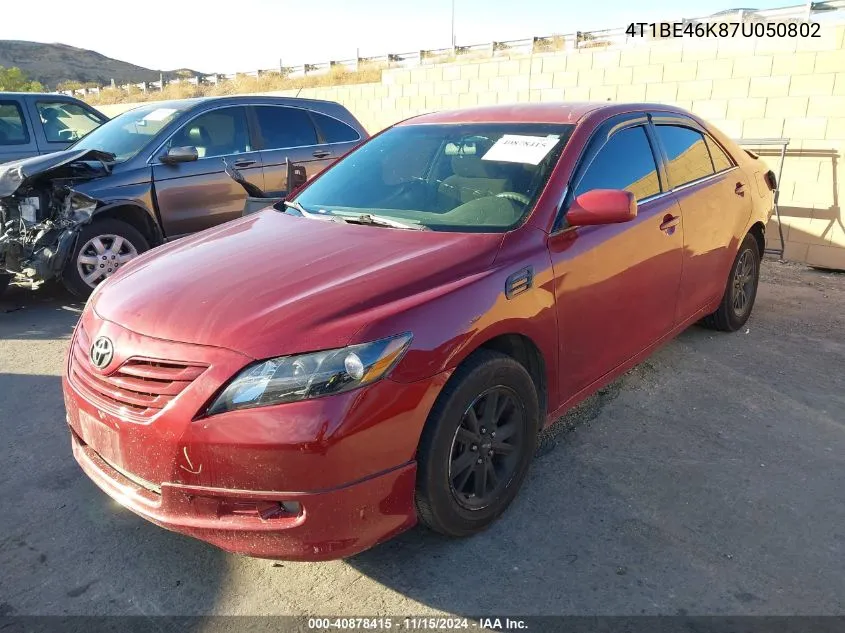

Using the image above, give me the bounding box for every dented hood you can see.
[92,210,503,359]
[0,148,113,197]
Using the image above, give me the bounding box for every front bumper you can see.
[64,312,449,560]
[71,428,417,560]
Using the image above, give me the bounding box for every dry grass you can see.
[85,65,384,105]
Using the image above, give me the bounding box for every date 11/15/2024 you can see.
[626,21,822,38]
[307,617,529,630]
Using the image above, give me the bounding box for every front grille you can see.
[69,324,207,419]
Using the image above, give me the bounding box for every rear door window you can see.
[255,106,318,150]
[0,101,29,145]
[574,126,661,201]
[311,112,360,144]
[654,125,715,187]
[36,101,105,143]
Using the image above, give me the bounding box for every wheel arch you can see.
[477,333,548,421]
[748,221,766,258]
[93,202,163,247]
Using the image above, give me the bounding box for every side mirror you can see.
[566,189,637,227]
[160,146,199,164]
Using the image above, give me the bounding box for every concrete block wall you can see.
[99,22,845,268]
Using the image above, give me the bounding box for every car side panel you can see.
[671,170,751,319]
[549,193,684,400]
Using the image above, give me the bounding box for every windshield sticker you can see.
[482,134,560,165]
[141,108,178,122]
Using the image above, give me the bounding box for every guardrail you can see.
[57,0,845,97]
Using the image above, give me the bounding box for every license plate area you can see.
[77,408,122,466]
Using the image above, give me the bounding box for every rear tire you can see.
[415,350,539,537]
[701,233,760,332]
[62,219,149,298]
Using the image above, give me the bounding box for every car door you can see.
[0,99,39,162]
[254,105,338,195]
[650,118,752,322]
[548,117,684,401]
[28,98,107,153]
[152,105,264,237]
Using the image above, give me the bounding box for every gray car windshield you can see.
[70,103,188,163]
[293,122,574,232]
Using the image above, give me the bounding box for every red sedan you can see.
[63,103,775,560]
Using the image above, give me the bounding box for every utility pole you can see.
[451,0,456,49]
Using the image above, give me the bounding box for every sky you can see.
[1,0,793,75]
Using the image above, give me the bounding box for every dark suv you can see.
[0,96,367,296]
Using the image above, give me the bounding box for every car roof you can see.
[400,102,696,126]
[0,92,88,99]
[158,95,351,110]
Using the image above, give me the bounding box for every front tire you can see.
[701,233,761,332]
[62,219,149,298]
[0,273,11,298]
[415,350,539,537]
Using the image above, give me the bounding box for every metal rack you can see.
[735,137,790,259]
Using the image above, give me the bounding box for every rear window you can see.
[312,112,360,144]
[255,106,318,149]
[0,101,29,145]
[655,125,715,188]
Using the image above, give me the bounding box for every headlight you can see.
[66,191,98,223]
[207,332,413,415]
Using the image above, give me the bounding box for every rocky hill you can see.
[0,40,205,89]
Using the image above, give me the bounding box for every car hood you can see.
[92,210,504,359]
[0,148,112,197]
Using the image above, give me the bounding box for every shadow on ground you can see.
[0,283,83,341]
[0,371,232,616]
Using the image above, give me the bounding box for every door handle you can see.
[233,159,256,168]
[659,214,680,232]
[735,182,746,196]
[312,150,332,158]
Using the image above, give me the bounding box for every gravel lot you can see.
[1,260,843,617]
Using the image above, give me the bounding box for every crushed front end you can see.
[0,150,110,286]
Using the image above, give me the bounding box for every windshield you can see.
[71,103,189,163]
[293,122,574,232]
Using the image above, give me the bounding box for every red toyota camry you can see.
[63,103,775,560]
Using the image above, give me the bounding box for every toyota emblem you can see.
[90,336,114,369]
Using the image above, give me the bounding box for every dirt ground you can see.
[0,259,843,617]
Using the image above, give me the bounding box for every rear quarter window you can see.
[704,135,734,173]
[0,101,30,145]
[312,111,361,144]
